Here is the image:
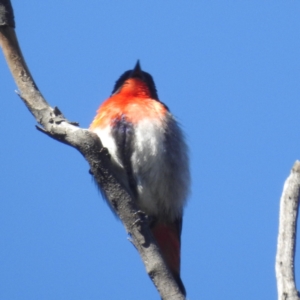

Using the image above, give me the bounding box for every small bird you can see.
[89,61,190,296]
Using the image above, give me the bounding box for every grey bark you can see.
[276,161,300,300]
[0,1,185,299]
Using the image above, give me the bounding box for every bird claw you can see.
[132,210,149,227]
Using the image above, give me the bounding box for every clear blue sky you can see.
[1,1,300,299]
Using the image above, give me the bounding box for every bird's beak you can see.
[130,60,143,78]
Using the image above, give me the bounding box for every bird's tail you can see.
[151,220,186,296]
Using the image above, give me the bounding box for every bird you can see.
[89,61,190,296]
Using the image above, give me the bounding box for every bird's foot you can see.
[132,210,150,227]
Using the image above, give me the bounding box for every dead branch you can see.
[276,161,300,300]
[0,1,185,299]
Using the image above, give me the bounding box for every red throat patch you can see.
[90,78,167,129]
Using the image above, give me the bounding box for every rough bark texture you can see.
[276,161,300,300]
[0,1,185,299]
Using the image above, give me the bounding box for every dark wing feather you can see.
[111,116,137,197]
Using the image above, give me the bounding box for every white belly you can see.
[91,116,189,221]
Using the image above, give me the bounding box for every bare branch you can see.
[276,161,300,300]
[0,1,185,299]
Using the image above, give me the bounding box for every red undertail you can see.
[151,221,186,296]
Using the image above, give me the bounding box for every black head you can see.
[111,61,159,100]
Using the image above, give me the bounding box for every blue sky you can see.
[1,1,300,299]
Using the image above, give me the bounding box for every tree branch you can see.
[276,161,300,300]
[0,1,185,299]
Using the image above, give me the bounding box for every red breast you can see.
[90,78,167,130]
